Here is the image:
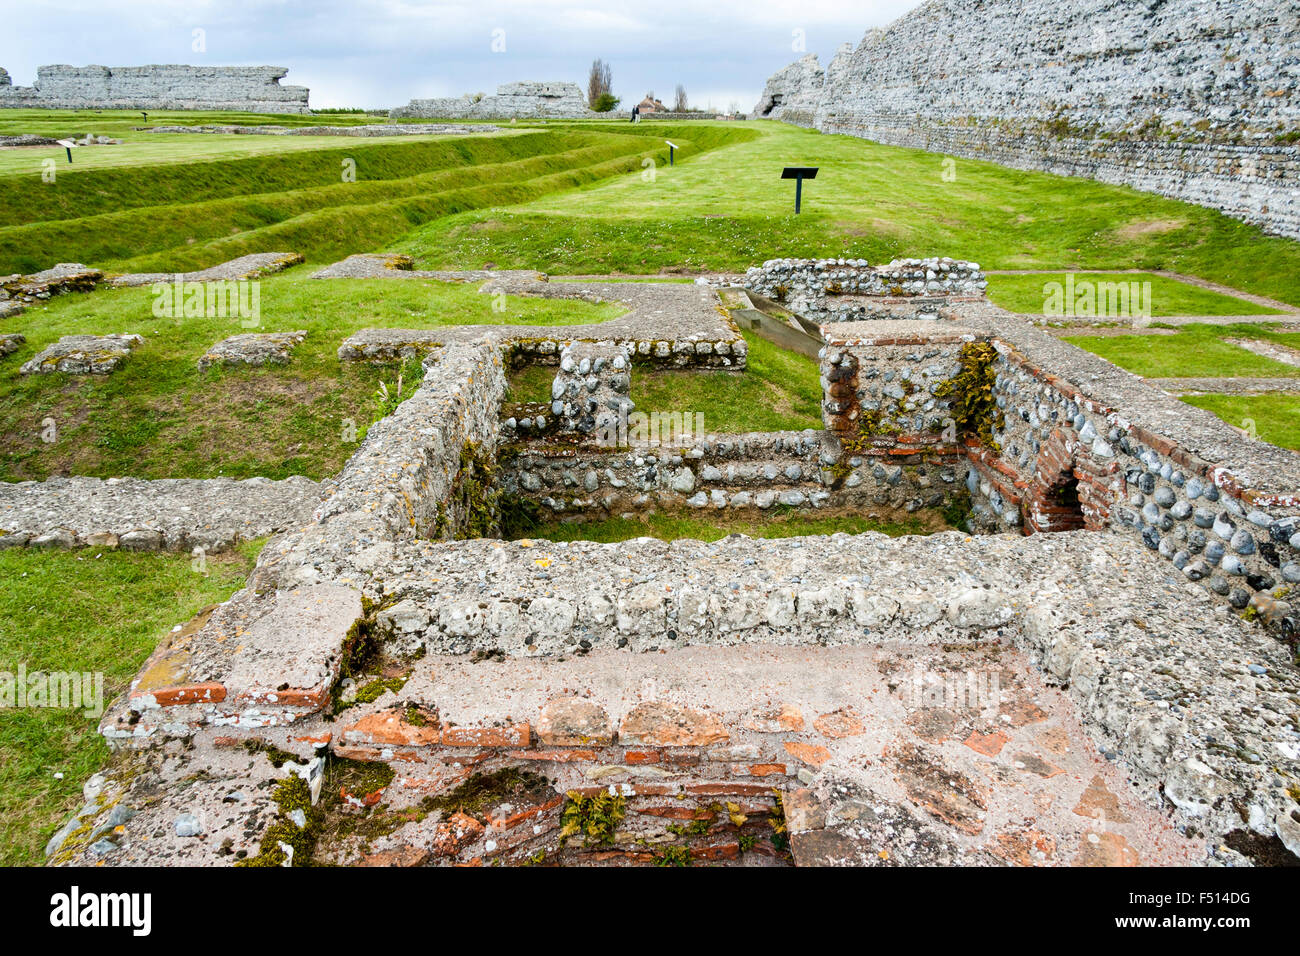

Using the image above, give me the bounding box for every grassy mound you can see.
[0,122,756,274]
[396,121,1300,307]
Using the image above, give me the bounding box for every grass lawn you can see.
[1063,323,1300,378]
[507,330,823,433]
[529,508,949,544]
[0,270,623,482]
[396,121,1300,308]
[985,272,1283,317]
[1180,393,1300,451]
[0,122,752,275]
[0,542,258,866]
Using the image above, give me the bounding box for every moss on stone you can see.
[933,341,1002,450]
[559,789,626,848]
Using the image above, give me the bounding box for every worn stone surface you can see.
[197,330,307,370]
[0,332,24,357]
[0,262,100,303]
[110,252,304,288]
[0,475,320,551]
[19,333,143,375]
[100,583,364,743]
[66,640,1216,867]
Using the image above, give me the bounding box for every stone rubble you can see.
[19,333,144,375]
[197,330,308,370]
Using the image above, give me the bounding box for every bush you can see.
[592,93,620,113]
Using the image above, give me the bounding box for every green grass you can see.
[507,330,823,433]
[396,121,1300,307]
[0,270,623,481]
[530,509,947,544]
[986,272,1283,316]
[0,108,393,138]
[1063,323,1300,378]
[0,542,258,865]
[0,122,754,274]
[1180,393,1300,451]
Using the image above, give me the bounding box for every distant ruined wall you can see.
[755,0,1300,239]
[751,53,826,127]
[391,81,596,119]
[0,64,310,113]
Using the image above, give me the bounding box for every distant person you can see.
[631,104,639,124]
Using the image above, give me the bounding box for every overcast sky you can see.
[1,0,923,111]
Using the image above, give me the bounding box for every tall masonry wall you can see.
[390,81,596,119]
[753,0,1300,239]
[0,64,310,112]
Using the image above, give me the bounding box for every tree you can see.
[587,59,613,109]
[673,84,688,113]
[592,92,620,113]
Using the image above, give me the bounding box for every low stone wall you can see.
[820,321,978,436]
[146,123,494,137]
[934,304,1300,629]
[0,64,310,113]
[0,476,320,552]
[745,257,987,323]
[499,429,966,519]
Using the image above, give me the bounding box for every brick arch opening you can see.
[1026,429,1089,534]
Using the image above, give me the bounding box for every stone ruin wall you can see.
[754,0,1300,238]
[744,257,989,323]
[9,254,1290,863]
[823,315,1300,627]
[0,64,311,112]
[390,81,597,120]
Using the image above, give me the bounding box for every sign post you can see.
[781,166,819,214]
[665,140,677,166]
[55,139,78,164]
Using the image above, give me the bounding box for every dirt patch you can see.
[1115,218,1187,241]
[1224,337,1300,368]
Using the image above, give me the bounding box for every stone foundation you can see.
[745,258,987,324]
[22,260,1300,867]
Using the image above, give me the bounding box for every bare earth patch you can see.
[1116,218,1187,241]
[1225,337,1300,367]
